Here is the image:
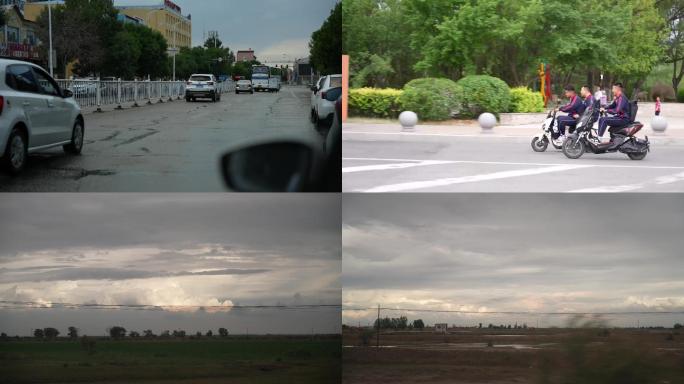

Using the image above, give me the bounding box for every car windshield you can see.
[190,75,212,82]
[238,80,251,84]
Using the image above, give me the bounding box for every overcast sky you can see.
[343,194,684,328]
[114,0,338,61]
[0,194,340,336]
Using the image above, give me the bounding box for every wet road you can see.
[0,86,324,192]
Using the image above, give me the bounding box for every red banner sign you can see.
[0,43,40,60]
[164,0,181,13]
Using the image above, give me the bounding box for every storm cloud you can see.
[342,194,684,328]
[0,194,341,336]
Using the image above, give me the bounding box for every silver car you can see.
[0,59,84,174]
[235,80,254,94]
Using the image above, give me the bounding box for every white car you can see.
[0,59,85,174]
[310,74,342,128]
[185,74,220,102]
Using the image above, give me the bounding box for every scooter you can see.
[531,107,563,152]
[562,100,649,160]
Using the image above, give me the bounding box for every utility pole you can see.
[376,304,380,348]
[48,0,53,77]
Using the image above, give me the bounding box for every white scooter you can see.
[531,104,598,152]
[531,107,563,152]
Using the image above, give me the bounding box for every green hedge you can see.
[678,88,684,103]
[398,78,462,121]
[455,75,511,118]
[348,88,404,118]
[509,87,544,113]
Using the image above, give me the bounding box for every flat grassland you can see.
[342,328,684,384]
[1,336,341,384]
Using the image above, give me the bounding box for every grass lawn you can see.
[0,337,341,384]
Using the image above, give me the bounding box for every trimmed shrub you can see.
[509,87,544,113]
[348,88,403,118]
[455,75,511,118]
[398,78,462,121]
[650,82,676,101]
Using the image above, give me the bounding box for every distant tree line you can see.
[373,316,426,330]
[1,326,232,340]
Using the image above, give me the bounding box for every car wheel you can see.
[2,127,28,175]
[63,119,84,155]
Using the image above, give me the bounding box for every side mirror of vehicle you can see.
[220,142,321,192]
[62,89,74,98]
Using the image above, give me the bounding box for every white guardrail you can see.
[54,79,236,110]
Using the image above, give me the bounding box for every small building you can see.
[0,4,41,62]
[434,323,448,334]
[236,49,256,62]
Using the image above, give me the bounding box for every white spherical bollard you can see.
[651,115,667,134]
[478,112,497,132]
[399,111,418,132]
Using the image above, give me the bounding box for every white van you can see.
[268,77,281,93]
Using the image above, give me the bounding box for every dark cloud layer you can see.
[0,194,341,336]
[342,194,684,327]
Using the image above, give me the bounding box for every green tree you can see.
[33,328,44,338]
[218,328,229,337]
[43,327,60,339]
[659,0,684,94]
[206,330,213,337]
[105,27,142,79]
[413,319,425,329]
[108,326,126,339]
[310,1,341,75]
[204,35,222,49]
[0,7,6,27]
[67,326,79,339]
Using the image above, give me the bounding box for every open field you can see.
[342,327,684,384]
[0,336,341,384]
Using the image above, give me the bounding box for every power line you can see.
[342,306,684,316]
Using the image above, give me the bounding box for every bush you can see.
[678,88,684,103]
[650,82,676,101]
[348,88,403,118]
[455,75,511,118]
[509,87,544,113]
[398,78,462,121]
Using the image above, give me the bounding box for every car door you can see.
[32,67,72,143]
[311,76,326,111]
[6,65,52,148]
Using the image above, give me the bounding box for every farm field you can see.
[0,336,341,384]
[342,327,684,384]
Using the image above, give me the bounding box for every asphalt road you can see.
[343,131,684,193]
[0,86,324,192]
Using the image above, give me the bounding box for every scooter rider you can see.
[598,82,630,142]
[555,85,583,144]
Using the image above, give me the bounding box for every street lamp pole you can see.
[170,20,183,82]
[48,0,53,77]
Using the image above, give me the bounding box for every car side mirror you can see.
[221,142,319,192]
[62,89,74,98]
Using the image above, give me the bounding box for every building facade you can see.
[0,5,41,62]
[236,50,256,62]
[117,0,192,49]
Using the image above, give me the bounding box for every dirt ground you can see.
[342,327,684,384]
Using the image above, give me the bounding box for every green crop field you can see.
[0,337,341,384]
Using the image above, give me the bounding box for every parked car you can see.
[235,80,254,94]
[310,74,342,128]
[186,74,220,102]
[0,59,85,174]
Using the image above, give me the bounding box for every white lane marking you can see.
[655,172,684,185]
[362,164,592,193]
[343,131,524,138]
[570,184,646,193]
[343,160,456,174]
[343,157,684,170]
[570,171,684,193]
